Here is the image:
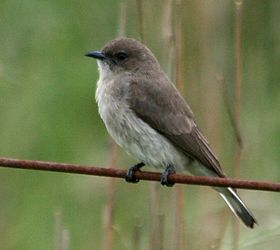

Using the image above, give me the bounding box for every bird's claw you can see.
[160,165,176,187]
[125,162,145,183]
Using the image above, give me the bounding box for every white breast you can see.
[95,64,188,170]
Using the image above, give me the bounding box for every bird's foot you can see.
[160,165,176,187]
[125,162,145,183]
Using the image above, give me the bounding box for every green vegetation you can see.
[0,1,280,249]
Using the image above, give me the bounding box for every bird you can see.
[85,37,256,228]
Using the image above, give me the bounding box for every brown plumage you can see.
[86,37,257,228]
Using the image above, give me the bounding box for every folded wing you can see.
[128,79,225,177]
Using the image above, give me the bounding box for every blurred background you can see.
[0,0,280,249]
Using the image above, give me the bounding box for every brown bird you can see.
[86,37,257,228]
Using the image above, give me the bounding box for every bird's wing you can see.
[128,79,225,177]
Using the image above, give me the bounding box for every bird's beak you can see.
[85,51,106,60]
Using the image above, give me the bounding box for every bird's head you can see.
[86,37,160,75]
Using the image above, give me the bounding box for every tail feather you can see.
[187,163,257,228]
[219,187,257,228]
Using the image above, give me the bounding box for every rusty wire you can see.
[0,157,279,192]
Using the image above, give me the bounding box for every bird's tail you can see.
[218,187,257,228]
[187,163,256,228]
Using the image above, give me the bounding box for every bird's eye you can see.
[116,52,128,61]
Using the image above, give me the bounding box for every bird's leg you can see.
[160,164,176,187]
[125,162,145,183]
